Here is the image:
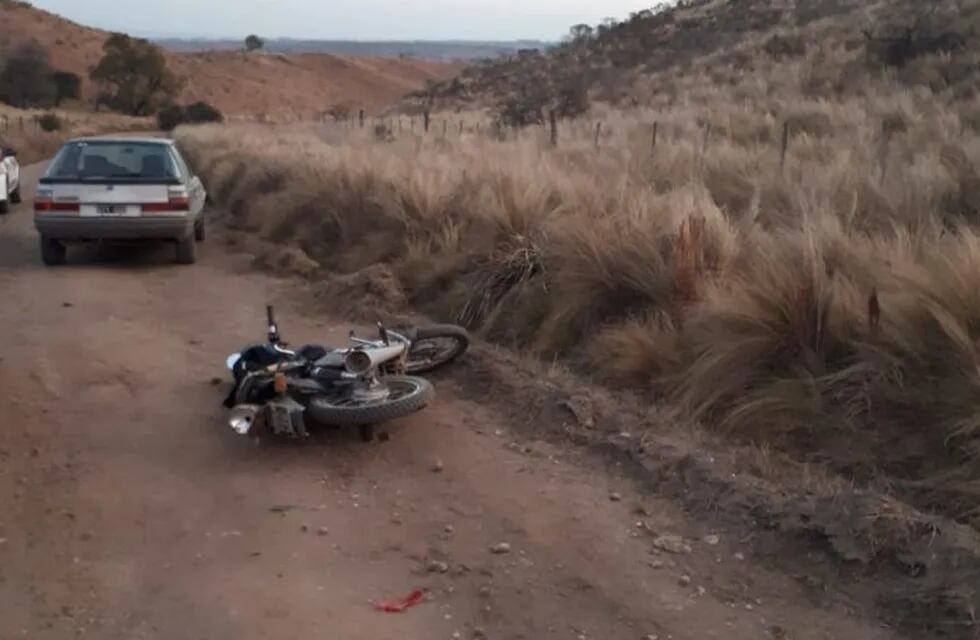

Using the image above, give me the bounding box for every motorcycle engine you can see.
[266,396,308,439]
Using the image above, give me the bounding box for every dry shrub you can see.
[589,312,681,384]
[536,210,678,356]
[764,32,807,59]
[785,108,835,138]
[678,229,864,448]
[849,233,980,520]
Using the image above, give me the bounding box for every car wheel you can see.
[176,235,197,265]
[40,237,66,266]
[9,185,21,204]
[194,219,205,242]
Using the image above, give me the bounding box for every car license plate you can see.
[97,204,127,216]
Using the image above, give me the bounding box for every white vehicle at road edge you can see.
[0,145,21,214]
[33,136,207,266]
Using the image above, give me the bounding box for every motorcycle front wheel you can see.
[307,376,435,427]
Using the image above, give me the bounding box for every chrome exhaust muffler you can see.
[344,345,406,374]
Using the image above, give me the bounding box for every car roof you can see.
[66,136,174,146]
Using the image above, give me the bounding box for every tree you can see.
[50,71,81,106]
[90,33,183,116]
[568,24,594,43]
[245,34,265,52]
[0,41,57,108]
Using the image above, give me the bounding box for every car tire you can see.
[40,237,66,266]
[9,185,20,204]
[194,219,205,242]
[176,235,197,265]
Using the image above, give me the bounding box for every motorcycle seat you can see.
[297,344,331,361]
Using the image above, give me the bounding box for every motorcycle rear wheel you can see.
[307,376,434,427]
[403,325,470,374]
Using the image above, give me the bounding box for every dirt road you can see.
[0,162,894,640]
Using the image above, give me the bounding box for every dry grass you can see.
[0,104,150,163]
[176,1,980,529]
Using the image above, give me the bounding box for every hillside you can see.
[0,1,460,117]
[422,0,980,113]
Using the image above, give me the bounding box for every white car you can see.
[0,145,21,214]
[33,137,207,266]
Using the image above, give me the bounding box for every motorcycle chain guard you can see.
[267,396,309,439]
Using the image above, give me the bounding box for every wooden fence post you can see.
[879,121,892,186]
[594,122,602,150]
[780,121,790,174]
[651,121,659,151]
[701,122,712,157]
[358,109,365,128]
[423,110,431,133]
[549,110,558,147]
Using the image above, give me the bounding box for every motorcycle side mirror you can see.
[377,321,390,345]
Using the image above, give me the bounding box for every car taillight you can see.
[34,193,79,212]
[142,192,190,212]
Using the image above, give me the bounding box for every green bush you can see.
[50,71,81,106]
[156,104,185,131]
[157,101,223,131]
[183,101,223,124]
[0,41,56,108]
[37,113,62,132]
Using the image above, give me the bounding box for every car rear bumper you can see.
[35,214,194,241]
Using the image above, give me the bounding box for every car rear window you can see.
[46,141,179,181]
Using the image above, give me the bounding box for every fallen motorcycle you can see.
[223,306,469,442]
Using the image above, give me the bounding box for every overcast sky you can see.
[30,0,658,41]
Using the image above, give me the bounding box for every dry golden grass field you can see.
[176,0,980,532]
[0,103,150,162]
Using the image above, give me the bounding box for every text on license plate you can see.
[97,205,128,215]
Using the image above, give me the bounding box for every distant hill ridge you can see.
[153,38,555,61]
[0,1,462,117]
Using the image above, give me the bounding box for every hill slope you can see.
[423,0,979,113]
[0,1,460,116]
